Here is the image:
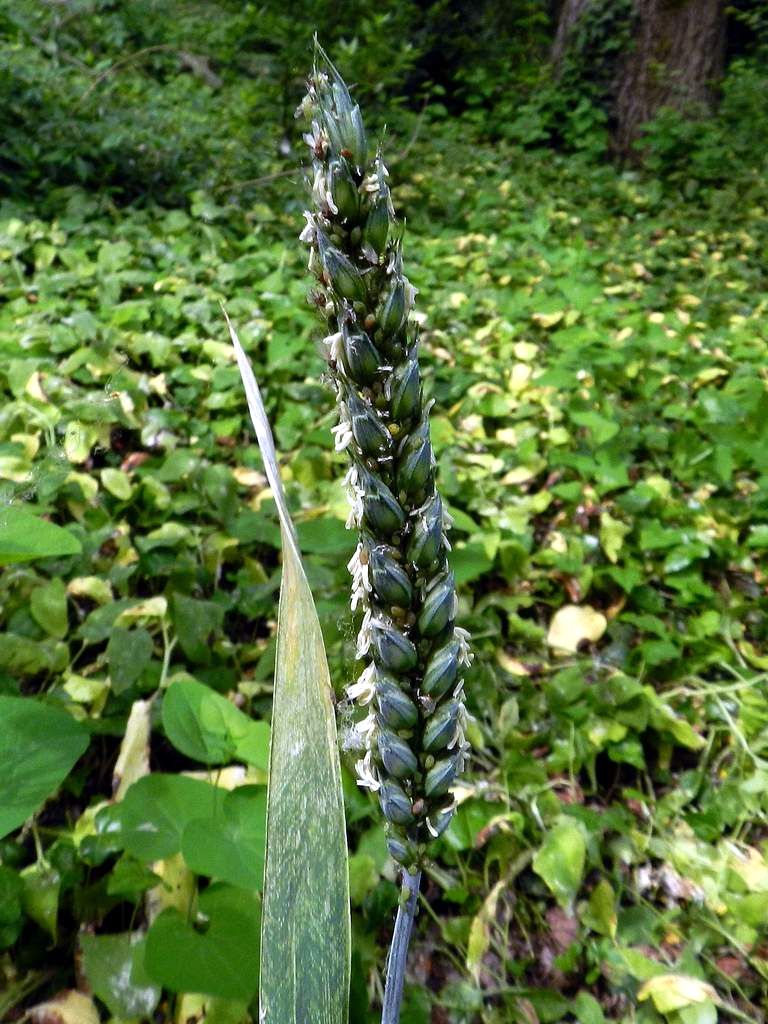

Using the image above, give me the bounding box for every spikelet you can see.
[297,44,472,870]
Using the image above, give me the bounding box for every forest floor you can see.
[1,130,768,1023]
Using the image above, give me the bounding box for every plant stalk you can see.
[381,868,421,1024]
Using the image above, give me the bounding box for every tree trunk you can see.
[553,0,727,156]
[551,0,593,67]
[614,0,726,155]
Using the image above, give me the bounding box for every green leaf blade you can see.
[0,698,89,839]
[0,507,82,566]
[228,314,350,1024]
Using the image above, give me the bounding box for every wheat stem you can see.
[381,868,421,1024]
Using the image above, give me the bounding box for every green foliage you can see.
[488,0,634,157]
[145,883,261,999]
[641,56,768,190]
[0,507,82,565]
[0,698,89,839]
[2,13,768,1021]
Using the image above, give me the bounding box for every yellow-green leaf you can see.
[599,512,630,564]
[638,974,718,1014]
[101,467,133,500]
[547,604,607,654]
[466,878,506,982]
[28,990,100,1024]
[113,699,152,800]
[228,313,350,1024]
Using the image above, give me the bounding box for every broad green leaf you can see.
[101,774,221,861]
[144,883,260,1000]
[0,698,89,839]
[101,467,133,500]
[582,878,617,938]
[81,931,160,1019]
[162,677,270,769]
[107,627,154,694]
[229,314,350,1024]
[574,991,605,1024]
[0,506,82,566]
[532,818,586,908]
[181,786,267,889]
[0,867,24,948]
[0,634,68,676]
[30,578,69,639]
[170,593,224,664]
[20,862,59,940]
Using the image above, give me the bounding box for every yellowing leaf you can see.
[117,597,168,623]
[25,370,49,402]
[63,674,109,709]
[28,991,100,1024]
[232,466,267,488]
[496,650,530,676]
[101,467,133,500]
[646,474,671,500]
[509,363,532,392]
[146,852,195,922]
[502,465,536,485]
[513,341,538,361]
[466,878,506,982]
[728,846,768,893]
[638,974,718,1013]
[547,605,607,654]
[113,699,152,800]
[64,421,98,464]
[599,512,630,564]
[228,314,350,1024]
[67,576,114,605]
[532,310,564,328]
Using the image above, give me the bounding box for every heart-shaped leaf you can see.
[0,698,89,839]
[144,883,260,999]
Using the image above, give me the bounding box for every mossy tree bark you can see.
[554,0,727,155]
[614,0,726,154]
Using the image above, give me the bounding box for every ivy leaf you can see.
[144,883,260,1000]
[181,786,267,890]
[0,698,89,839]
[162,677,269,769]
[0,507,81,566]
[170,593,225,664]
[108,627,154,694]
[81,931,160,1019]
[30,578,69,639]
[533,818,586,908]
[100,774,221,861]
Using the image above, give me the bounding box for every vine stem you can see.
[381,868,421,1024]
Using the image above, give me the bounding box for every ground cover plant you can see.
[2,8,768,1023]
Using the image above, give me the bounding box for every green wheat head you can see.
[296,44,472,870]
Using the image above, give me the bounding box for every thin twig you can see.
[75,45,185,107]
[381,868,421,1024]
[214,168,298,193]
[391,98,430,165]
